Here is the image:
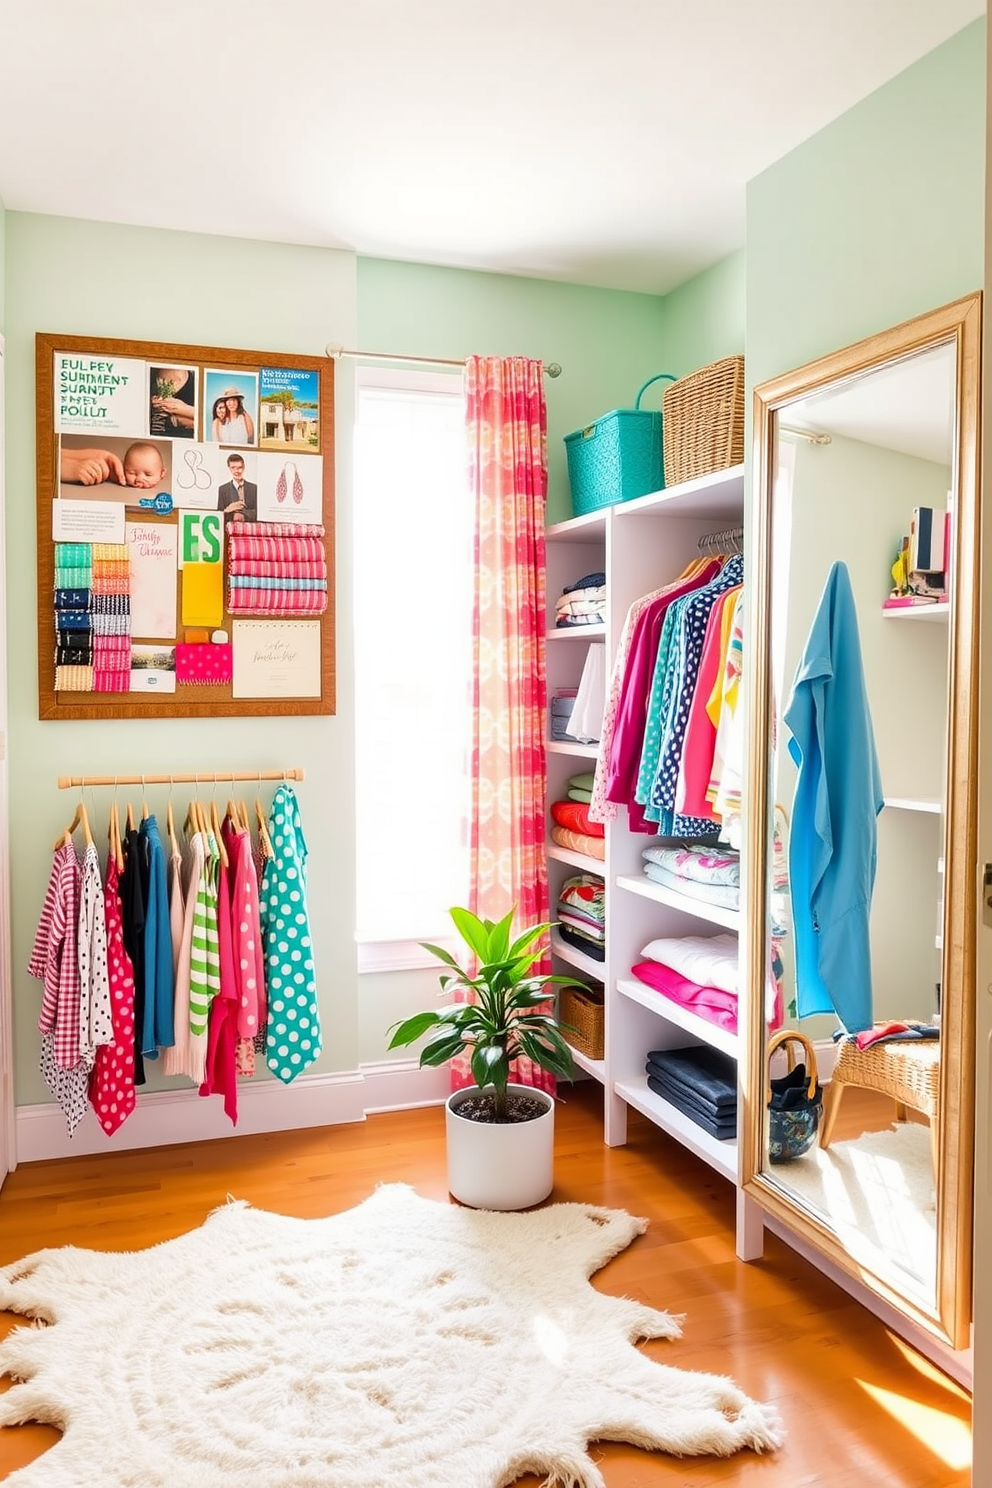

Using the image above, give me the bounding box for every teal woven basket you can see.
[564,373,675,517]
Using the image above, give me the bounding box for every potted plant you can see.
[388,905,579,1211]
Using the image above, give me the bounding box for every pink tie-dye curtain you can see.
[452,355,552,1095]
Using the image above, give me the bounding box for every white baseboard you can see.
[14,1060,449,1164]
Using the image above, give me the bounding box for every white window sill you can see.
[357,938,459,974]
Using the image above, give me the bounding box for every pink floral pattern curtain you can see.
[452,355,552,1095]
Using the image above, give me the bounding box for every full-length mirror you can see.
[744,295,981,1351]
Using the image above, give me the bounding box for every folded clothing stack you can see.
[550,773,604,860]
[557,873,605,961]
[631,932,739,1034]
[550,689,578,740]
[555,571,606,628]
[645,1045,738,1140]
[641,840,740,911]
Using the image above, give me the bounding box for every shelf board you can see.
[614,1076,737,1180]
[546,627,606,641]
[550,927,605,981]
[881,604,949,621]
[883,797,942,814]
[615,978,739,1058]
[547,740,599,758]
[612,463,745,523]
[614,873,740,931]
[567,1045,606,1083]
[546,509,608,543]
[549,844,605,874]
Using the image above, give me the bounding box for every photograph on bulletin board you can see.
[36,334,335,720]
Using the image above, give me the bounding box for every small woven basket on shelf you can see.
[559,983,604,1061]
[662,354,745,488]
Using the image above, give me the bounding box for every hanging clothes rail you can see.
[57,769,305,789]
[698,526,745,555]
[324,343,563,377]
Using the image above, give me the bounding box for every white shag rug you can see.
[774,1122,937,1301]
[0,1183,782,1488]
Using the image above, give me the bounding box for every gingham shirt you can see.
[29,840,82,1069]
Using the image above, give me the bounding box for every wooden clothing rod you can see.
[57,769,306,789]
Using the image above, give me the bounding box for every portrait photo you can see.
[205,369,259,447]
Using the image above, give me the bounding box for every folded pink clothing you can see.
[549,825,605,861]
[630,960,739,1034]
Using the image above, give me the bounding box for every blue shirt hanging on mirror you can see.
[783,560,884,1033]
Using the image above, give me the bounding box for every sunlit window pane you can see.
[353,370,472,944]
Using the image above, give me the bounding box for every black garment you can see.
[217,478,259,523]
[120,828,147,1085]
[149,370,196,439]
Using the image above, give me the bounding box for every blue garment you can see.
[783,561,883,1033]
[139,815,175,1057]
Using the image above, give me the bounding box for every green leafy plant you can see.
[388,905,577,1121]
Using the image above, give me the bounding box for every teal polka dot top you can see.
[261,785,321,1083]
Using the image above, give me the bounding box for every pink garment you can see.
[630,960,739,1033]
[604,563,721,820]
[29,841,81,1068]
[89,856,137,1137]
[226,535,326,563]
[250,522,325,539]
[200,845,239,1124]
[227,558,327,580]
[675,587,740,820]
[162,833,206,1082]
[221,819,267,1041]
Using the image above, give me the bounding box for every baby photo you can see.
[58,434,173,506]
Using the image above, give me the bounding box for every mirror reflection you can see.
[763,339,957,1314]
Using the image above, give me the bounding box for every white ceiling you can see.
[0,1,983,295]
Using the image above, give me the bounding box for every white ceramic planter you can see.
[445,1083,555,1211]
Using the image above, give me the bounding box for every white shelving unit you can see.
[544,464,745,1184]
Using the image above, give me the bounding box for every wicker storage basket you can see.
[564,373,674,517]
[662,354,745,488]
[559,983,605,1061]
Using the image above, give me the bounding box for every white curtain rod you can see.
[325,343,562,377]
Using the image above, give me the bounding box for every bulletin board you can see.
[35,332,335,721]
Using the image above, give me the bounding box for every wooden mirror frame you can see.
[741,293,982,1351]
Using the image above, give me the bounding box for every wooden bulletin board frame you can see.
[36,333,335,720]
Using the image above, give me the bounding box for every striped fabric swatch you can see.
[226,587,328,616]
[91,543,128,562]
[227,559,328,581]
[229,575,327,591]
[90,594,130,616]
[227,535,325,563]
[188,847,221,1036]
[54,588,91,610]
[91,613,131,636]
[55,566,92,590]
[251,522,325,539]
[55,542,92,568]
[55,664,94,691]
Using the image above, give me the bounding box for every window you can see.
[353,368,472,970]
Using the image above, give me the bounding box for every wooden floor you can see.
[0,1080,971,1487]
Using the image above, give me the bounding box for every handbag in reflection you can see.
[767,1030,823,1164]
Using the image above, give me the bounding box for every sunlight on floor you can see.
[857,1380,971,1470]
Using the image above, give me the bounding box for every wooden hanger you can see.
[107,800,124,872]
[255,797,275,860]
[126,800,135,832]
[209,799,229,868]
[237,799,252,834]
[53,799,93,851]
[183,797,204,840]
[166,798,179,858]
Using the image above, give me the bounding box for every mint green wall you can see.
[358,259,672,527]
[4,212,358,1105]
[747,20,985,385]
[0,193,5,331]
[657,250,745,376]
